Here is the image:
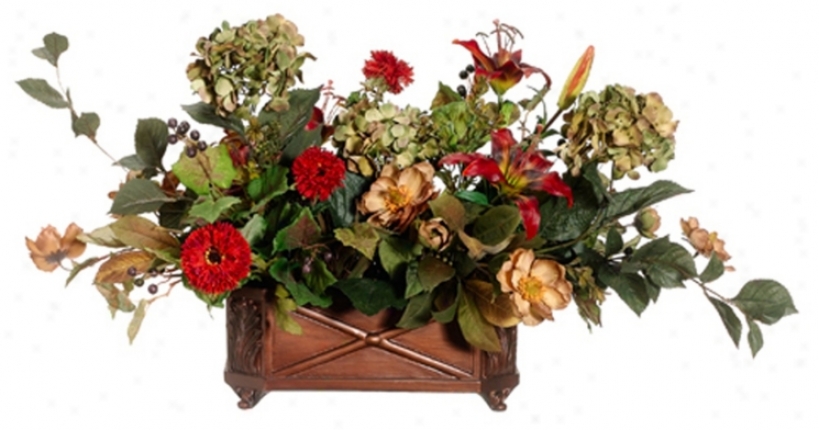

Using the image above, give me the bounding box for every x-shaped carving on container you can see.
[271,307,474,379]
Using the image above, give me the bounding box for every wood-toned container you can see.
[224,285,519,411]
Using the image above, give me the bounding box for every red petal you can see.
[515,195,541,240]
[439,153,484,167]
[305,107,324,131]
[491,128,516,163]
[462,158,505,184]
[453,39,496,72]
[539,172,574,207]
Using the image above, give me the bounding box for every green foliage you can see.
[181,102,245,134]
[602,180,691,222]
[472,205,520,246]
[171,144,237,195]
[17,78,69,108]
[709,297,742,348]
[273,208,322,252]
[334,223,379,260]
[333,278,407,316]
[327,172,368,228]
[109,179,176,216]
[731,280,797,325]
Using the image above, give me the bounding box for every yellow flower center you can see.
[384,185,412,213]
[518,276,545,302]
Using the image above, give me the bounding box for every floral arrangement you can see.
[19,15,796,356]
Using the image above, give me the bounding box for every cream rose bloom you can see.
[358,161,437,233]
[496,248,573,326]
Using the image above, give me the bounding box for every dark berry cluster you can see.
[167,118,209,158]
[456,64,475,98]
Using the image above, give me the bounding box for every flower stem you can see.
[693,278,732,304]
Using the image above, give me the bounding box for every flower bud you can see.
[635,207,661,238]
[557,46,595,110]
[418,218,452,251]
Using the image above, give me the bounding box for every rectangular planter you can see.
[224,285,519,411]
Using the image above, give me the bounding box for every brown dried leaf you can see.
[94,250,154,284]
[465,279,520,328]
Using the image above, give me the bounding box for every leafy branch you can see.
[18,32,124,170]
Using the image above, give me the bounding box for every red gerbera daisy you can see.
[362,50,414,94]
[180,222,252,296]
[292,146,346,201]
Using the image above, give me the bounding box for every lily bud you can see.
[557,46,595,110]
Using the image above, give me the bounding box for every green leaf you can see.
[269,259,332,307]
[746,316,764,358]
[258,87,322,140]
[281,127,322,164]
[158,199,191,230]
[431,82,462,109]
[188,196,241,223]
[77,226,126,248]
[304,259,337,293]
[96,283,136,316]
[240,214,267,246]
[273,208,321,252]
[629,236,697,287]
[432,284,461,323]
[582,163,610,203]
[17,78,69,108]
[597,264,649,316]
[65,256,104,287]
[377,235,416,279]
[417,255,455,292]
[455,190,489,206]
[709,297,742,348]
[731,280,798,325]
[472,205,520,246]
[181,102,244,134]
[134,118,169,170]
[247,165,288,202]
[404,261,424,298]
[605,227,623,257]
[127,300,149,344]
[457,291,501,352]
[539,173,598,241]
[171,144,238,195]
[114,154,148,171]
[428,192,467,231]
[274,286,303,335]
[71,112,100,140]
[603,180,691,221]
[396,292,435,329]
[109,215,179,253]
[333,278,407,316]
[334,223,379,260]
[327,172,368,228]
[109,178,177,216]
[699,254,725,283]
[36,32,69,66]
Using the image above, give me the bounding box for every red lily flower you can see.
[453,20,550,96]
[440,128,573,240]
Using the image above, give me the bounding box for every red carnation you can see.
[362,50,414,94]
[292,146,346,201]
[180,222,251,296]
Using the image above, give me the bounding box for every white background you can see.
[1,0,817,429]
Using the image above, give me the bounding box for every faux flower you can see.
[440,128,573,239]
[180,222,252,295]
[557,45,595,110]
[496,248,573,326]
[680,217,734,270]
[358,161,437,233]
[418,218,452,251]
[26,223,86,272]
[635,207,661,238]
[453,20,546,96]
[362,50,414,94]
[292,147,347,201]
